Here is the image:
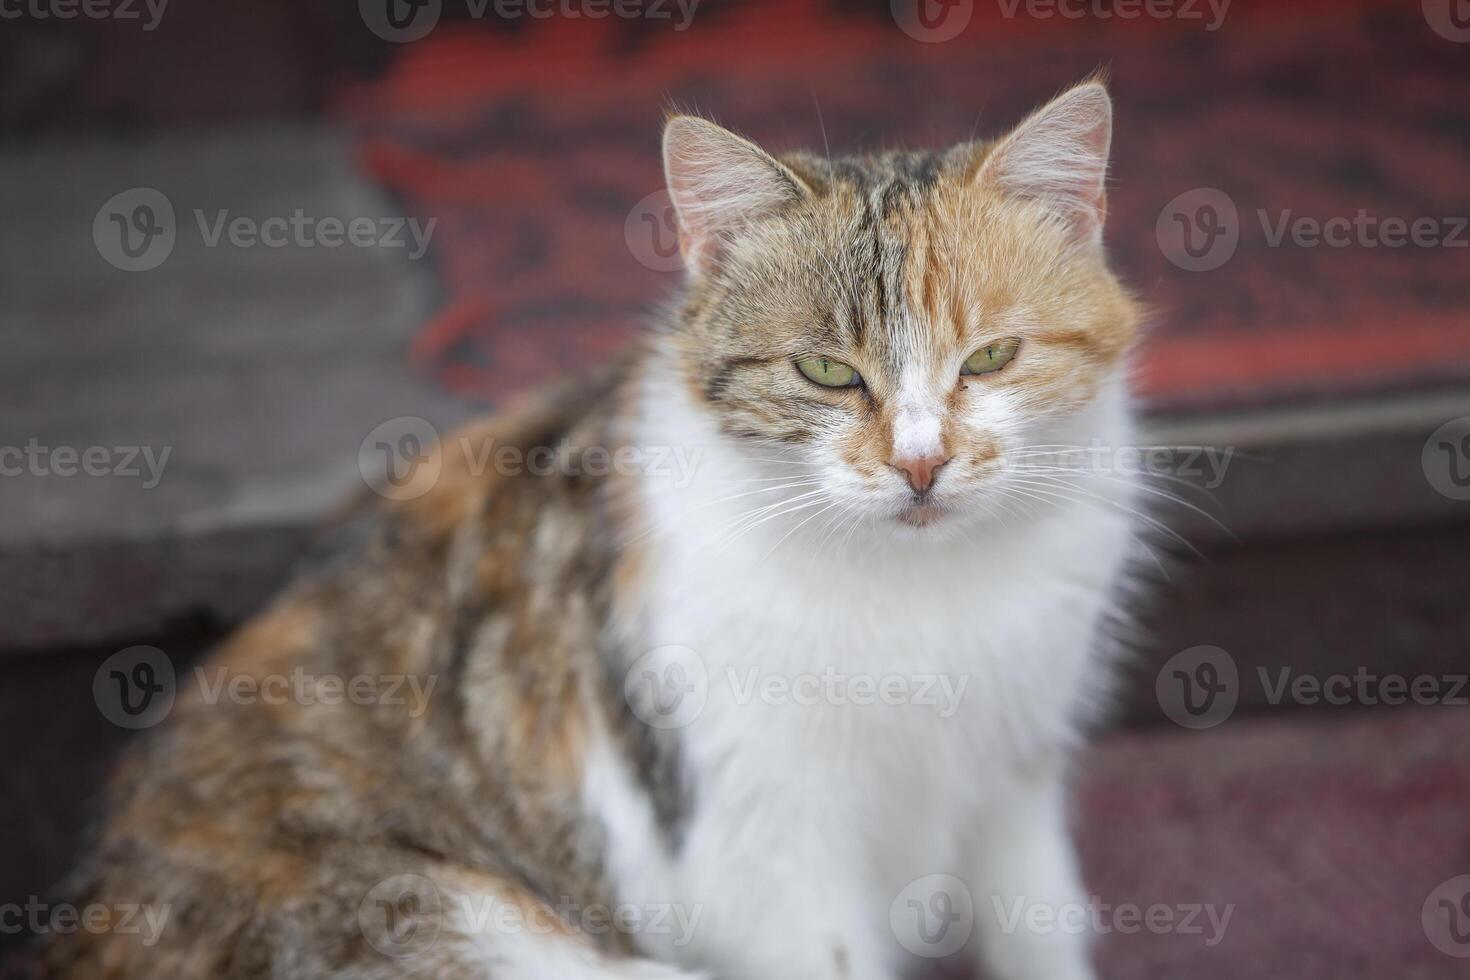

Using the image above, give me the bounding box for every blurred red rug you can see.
[1073,708,1470,979]
[337,0,1470,415]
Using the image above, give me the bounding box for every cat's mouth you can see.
[895,500,945,527]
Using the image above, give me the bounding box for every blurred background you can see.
[1,0,1468,976]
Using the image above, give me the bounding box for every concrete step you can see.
[0,124,473,648]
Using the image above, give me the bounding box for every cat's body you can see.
[613,356,1137,980]
[51,81,1143,980]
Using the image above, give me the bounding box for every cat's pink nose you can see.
[891,454,950,494]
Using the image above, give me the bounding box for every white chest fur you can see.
[584,376,1140,979]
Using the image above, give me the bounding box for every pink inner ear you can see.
[663,137,721,271]
[661,117,807,276]
[979,84,1114,244]
[665,172,715,272]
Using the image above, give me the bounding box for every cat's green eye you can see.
[796,356,861,388]
[961,338,1021,376]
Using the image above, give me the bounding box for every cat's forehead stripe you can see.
[871,177,931,378]
[805,149,956,377]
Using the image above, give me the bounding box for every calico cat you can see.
[50,79,1143,980]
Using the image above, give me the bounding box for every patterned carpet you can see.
[4,708,1466,978]
[1074,709,1470,979]
[338,0,1470,414]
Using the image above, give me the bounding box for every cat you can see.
[49,78,1144,980]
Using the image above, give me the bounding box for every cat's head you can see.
[660,81,1142,535]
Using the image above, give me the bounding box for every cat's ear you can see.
[662,115,810,277]
[975,80,1112,246]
